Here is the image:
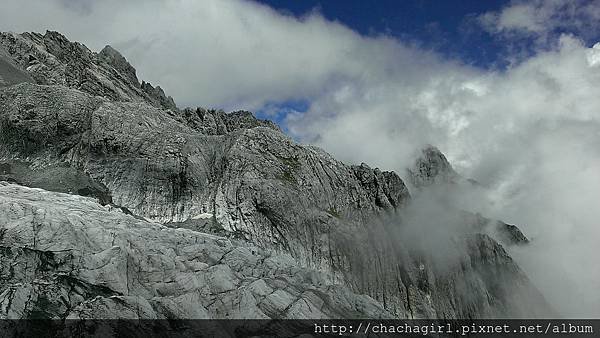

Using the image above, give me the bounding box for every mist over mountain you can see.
[0,30,558,322]
[0,0,599,326]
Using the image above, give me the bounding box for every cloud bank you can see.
[1,0,599,317]
[1,0,412,111]
[479,0,600,39]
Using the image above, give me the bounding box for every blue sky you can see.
[252,0,515,127]
[256,0,509,67]
[250,0,600,127]
[256,0,600,66]
[252,0,511,126]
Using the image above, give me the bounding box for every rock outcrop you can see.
[0,49,34,88]
[0,182,390,320]
[0,31,554,320]
[180,108,281,135]
[0,31,176,110]
[407,145,459,188]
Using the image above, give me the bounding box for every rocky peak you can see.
[351,162,410,210]
[98,45,139,85]
[40,30,92,62]
[141,80,177,111]
[41,30,71,45]
[0,30,177,111]
[179,107,280,135]
[406,147,529,246]
[407,145,459,188]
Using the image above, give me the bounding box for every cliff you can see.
[0,31,553,320]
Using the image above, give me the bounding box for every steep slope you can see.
[0,31,553,319]
[0,31,175,110]
[0,182,390,320]
[0,52,34,88]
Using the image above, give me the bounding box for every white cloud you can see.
[1,0,402,111]
[289,33,600,317]
[479,0,600,43]
[1,0,599,317]
[587,43,600,66]
[485,3,547,33]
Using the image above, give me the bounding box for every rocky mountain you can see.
[0,31,554,321]
[407,145,460,188]
[0,31,175,110]
[407,146,530,246]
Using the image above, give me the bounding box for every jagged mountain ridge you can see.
[0,30,553,320]
[0,31,175,110]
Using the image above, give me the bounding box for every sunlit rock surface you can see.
[0,30,554,319]
[0,31,175,110]
[0,182,391,319]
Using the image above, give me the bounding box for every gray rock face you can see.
[0,182,390,320]
[180,108,281,135]
[407,145,459,188]
[0,31,554,320]
[97,45,139,86]
[0,52,34,88]
[0,31,176,110]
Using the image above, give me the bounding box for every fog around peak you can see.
[1,0,598,317]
